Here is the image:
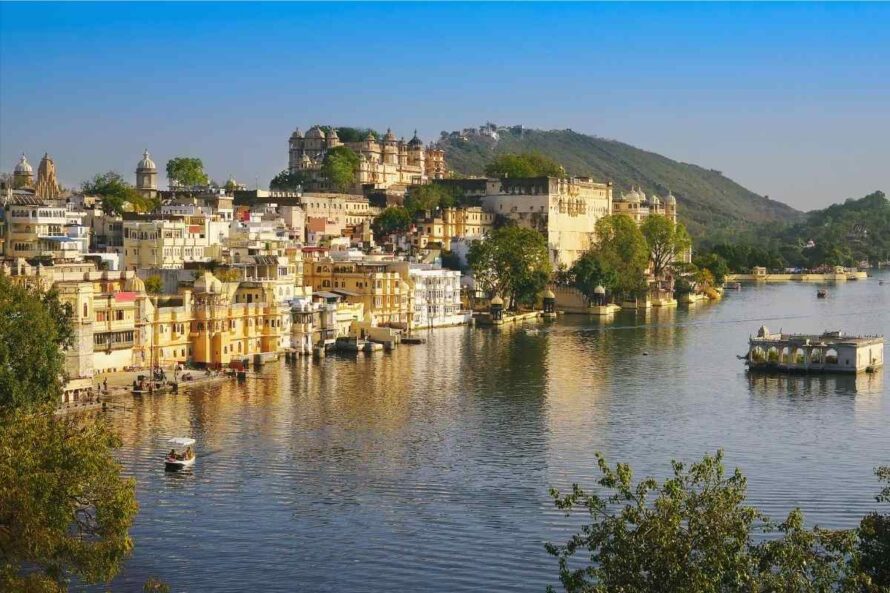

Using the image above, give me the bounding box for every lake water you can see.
[96,275,889,592]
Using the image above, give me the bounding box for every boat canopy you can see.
[168,437,195,448]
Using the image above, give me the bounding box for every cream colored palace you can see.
[288,126,446,192]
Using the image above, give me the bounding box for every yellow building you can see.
[302,255,410,328]
[122,218,226,270]
[141,272,290,368]
[412,207,495,250]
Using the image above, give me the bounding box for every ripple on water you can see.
[82,277,890,592]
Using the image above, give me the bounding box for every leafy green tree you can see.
[640,214,691,281]
[857,466,890,589]
[321,146,360,192]
[404,184,460,216]
[468,226,551,309]
[484,152,565,178]
[693,252,730,284]
[546,451,870,593]
[0,277,72,410]
[371,207,412,242]
[144,275,163,295]
[81,171,155,215]
[166,157,209,188]
[593,214,649,299]
[568,251,618,301]
[269,169,308,191]
[0,277,138,592]
[0,409,139,592]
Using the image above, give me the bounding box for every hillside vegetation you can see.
[438,127,800,242]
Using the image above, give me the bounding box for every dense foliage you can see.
[440,127,800,242]
[81,171,156,214]
[572,215,649,300]
[0,410,139,592]
[483,151,565,178]
[0,277,72,409]
[165,157,209,189]
[321,146,360,192]
[371,207,412,243]
[640,215,691,281]
[547,451,889,593]
[467,226,551,308]
[404,184,476,216]
[0,276,138,591]
[269,169,307,191]
[700,191,890,271]
[567,251,618,300]
[322,126,381,143]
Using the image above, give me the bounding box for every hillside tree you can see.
[166,157,209,188]
[640,214,691,281]
[321,146,360,192]
[484,152,565,178]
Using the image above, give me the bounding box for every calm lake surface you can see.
[97,275,889,592]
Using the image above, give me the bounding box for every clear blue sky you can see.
[1,2,888,210]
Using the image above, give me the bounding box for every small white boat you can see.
[525,328,540,335]
[164,437,196,470]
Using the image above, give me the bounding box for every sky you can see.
[1,2,888,211]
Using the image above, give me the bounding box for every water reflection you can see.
[747,369,884,397]
[87,275,890,593]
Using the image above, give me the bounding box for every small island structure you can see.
[745,326,884,374]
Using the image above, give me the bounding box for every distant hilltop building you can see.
[288,125,446,193]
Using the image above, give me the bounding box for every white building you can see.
[388,262,469,329]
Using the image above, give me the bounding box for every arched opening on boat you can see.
[780,346,791,364]
[810,348,824,365]
[825,348,839,364]
[767,346,780,362]
[750,346,766,363]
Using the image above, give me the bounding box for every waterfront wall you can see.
[726,271,867,283]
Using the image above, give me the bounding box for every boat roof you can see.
[168,437,195,447]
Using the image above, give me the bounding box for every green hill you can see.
[438,127,801,242]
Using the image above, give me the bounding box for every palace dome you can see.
[15,154,32,173]
[543,288,555,299]
[383,128,397,143]
[490,294,504,306]
[125,275,146,293]
[666,191,677,205]
[306,126,326,140]
[290,127,304,139]
[328,128,339,140]
[594,285,606,295]
[137,150,156,171]
[650,194,661,206]
[407,130,423,148]
[625,188,641,204]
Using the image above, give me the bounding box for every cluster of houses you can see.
[1,135,684,403]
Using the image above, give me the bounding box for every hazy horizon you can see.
[1,2,888,211]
